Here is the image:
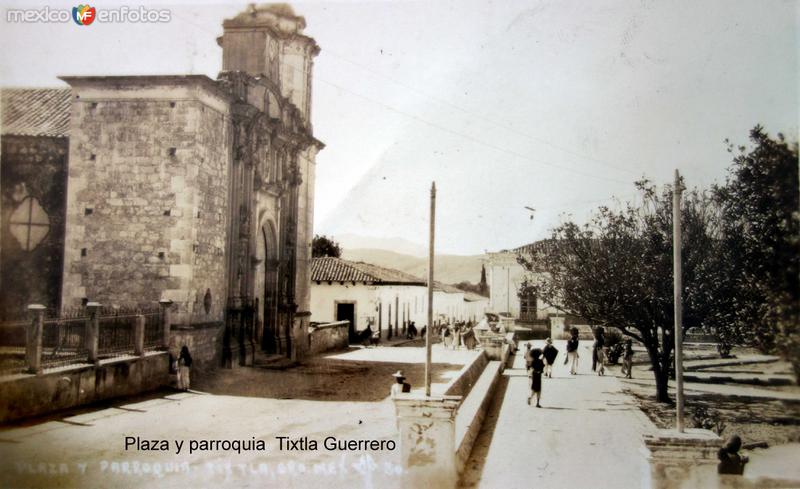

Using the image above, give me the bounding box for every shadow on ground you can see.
[193,350,464,402]
[458,370,510,488]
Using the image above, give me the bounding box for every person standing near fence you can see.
[178,345,193,390]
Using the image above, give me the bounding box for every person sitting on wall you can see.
[718,435,748,475]
[390,370,411,399]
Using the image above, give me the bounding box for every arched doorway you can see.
[257,222,279,354]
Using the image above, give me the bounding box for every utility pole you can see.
[425,182,436,397]
[673,169,685,432]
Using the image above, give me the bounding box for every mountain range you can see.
[341,247,485,285]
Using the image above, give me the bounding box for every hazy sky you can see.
[2,0,797,255]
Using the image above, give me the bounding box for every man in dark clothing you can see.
[566,329,580,375]
[593,327,606,376]
[718,435,748,475]
[543,338,559,378]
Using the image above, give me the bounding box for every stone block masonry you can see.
[169,322,224,372]
[59,76,232,325]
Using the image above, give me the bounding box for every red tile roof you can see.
[1,88,71,137]
[311,257,426,285]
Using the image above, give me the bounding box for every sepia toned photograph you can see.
[0,1,798,487]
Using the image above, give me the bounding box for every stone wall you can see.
[0,351,169,423]
[169,322,224,372]
[307,320,348,355]
[59,77,232,324]
[444,351,489,397]
[0,135,68,319]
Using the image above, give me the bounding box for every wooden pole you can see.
[425,182,436,397]
[673,169,685,432]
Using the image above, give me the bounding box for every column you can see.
[159,299,173,348]
[643,429,722,489]
[86,302,101,364]
[26,304,45,374]
[394,395,461,488]
[134,315,145,356]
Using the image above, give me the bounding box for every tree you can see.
[715,127,799,380]
[453,281,488,297]
[312,235,342,258]
[518,180,727,403]
[479,265,489,296]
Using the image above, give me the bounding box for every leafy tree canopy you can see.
[312,235,342,258]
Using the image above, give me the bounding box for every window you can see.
[9,196,50,251]
[519,292,537,322]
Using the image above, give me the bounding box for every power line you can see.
[170,12,634,185]
[321,47,640,177]
[312,76,632,184]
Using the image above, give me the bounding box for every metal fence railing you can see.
[0,305,165,375]
[143,311,163,349]
[41,309,90,369]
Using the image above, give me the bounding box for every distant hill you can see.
[341,248,485,285]
[334,233,427,257]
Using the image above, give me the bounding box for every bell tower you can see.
[219,3,320,123]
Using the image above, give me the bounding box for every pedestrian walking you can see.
[543,338,559,378]
[528,348,545,407]
[177,345,193,391]
[524,343,533,372]
[593,327,606,376]
[621,338,634,378]
[566,328,580,375]
[452,324,461,350]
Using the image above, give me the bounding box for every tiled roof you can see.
[1,88,71,137]
[311,257,426,285]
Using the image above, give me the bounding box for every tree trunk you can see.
[654,366,672,404]
[646,342,673,403]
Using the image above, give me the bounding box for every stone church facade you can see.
[0,4,323,363]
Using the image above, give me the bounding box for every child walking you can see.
[528,348,545,408]
[621,338,634,379]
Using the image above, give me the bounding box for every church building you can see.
[0,4,323,363]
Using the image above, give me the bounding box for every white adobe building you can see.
[483,242,557,322]
[310,257,488,340]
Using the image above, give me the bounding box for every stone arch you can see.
[255,219,280,353]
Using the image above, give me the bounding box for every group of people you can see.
[523,338,560,407]
[440,321,478,350]
[524,327,636,407]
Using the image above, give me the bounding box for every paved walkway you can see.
[461,340,655,489]
[0,344,477,489]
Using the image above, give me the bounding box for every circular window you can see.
[9,196,50,251]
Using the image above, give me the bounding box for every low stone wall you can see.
[444,351,489,397]
[0,352,169,424]
[169,322,223,372]
[454,359,503,474]
[394,342,512,486]
[308,321,349,355]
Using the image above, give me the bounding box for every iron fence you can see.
[0,305,165,374]
[41,310,90,369]
[143,311,163,349]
